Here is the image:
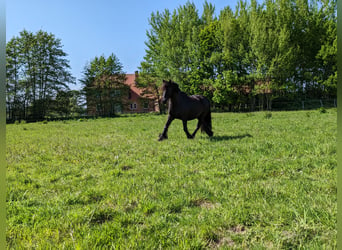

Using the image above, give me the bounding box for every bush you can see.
[264,112,272,119]
[318,107,327,113]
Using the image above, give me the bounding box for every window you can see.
[130,103,137,110]
[143,101,149,110]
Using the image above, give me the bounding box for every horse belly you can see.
[186,111,200,120]
[170,108,198,120]
[185,107,204,120]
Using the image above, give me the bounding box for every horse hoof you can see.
[158,134,167,141]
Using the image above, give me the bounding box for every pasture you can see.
[6,110,336,249]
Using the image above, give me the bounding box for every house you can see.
[123,72,159,113]
[86,71,159,116]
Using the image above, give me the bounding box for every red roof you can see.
[125,74,155,99]
[125,74,143,96]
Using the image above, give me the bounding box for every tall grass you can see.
[6,110,336,248]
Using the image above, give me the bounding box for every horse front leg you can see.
[159,115,174,141]
[182,120,193,139]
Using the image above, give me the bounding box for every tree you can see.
[80,54,128,117]
[140,0,336,111]
[6,36,22,120]
[52,90,85,117]
[6,30,75,121]
[314,0,337,98]
[140,3,201,90]
[135,68,164,114]
[246,0,298,109]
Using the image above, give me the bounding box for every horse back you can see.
[169,92,210,120]
[184,94,211,119]
[189,95,210,108]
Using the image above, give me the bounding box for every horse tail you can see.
[201,109,213,137]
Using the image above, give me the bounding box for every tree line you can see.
[6,30,79,122]
[6,0,336,122]
[138,0,336,111]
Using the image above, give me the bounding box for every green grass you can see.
[6,110,336,249]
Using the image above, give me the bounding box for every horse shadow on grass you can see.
[209,133,252,141]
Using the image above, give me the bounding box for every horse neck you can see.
[169,92,181,109]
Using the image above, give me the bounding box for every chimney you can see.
[134,71,139,85]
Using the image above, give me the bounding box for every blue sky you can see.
[7,0,239,90]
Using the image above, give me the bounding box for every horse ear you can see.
[174,82,180,93]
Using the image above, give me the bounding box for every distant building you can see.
[86,71,159,116]
[123,72,159,113]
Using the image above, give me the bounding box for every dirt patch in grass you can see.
[209,236,235,249]
[231,225,246,234]
[208,225,247,249]
[121,165,133,171]
[191,199,220,209]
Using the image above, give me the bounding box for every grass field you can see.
[6,110,336,249]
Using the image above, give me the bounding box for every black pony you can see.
[158,80,213,141]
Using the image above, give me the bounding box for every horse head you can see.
[161,80,180,104]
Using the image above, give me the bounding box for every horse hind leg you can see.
[205,127,214,137]
[202,122,213,137]
[201,112,213,137]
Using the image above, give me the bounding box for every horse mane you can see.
[162,80,180,93]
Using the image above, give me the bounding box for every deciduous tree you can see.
[80,54,128,116]
[6,30,75,121]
